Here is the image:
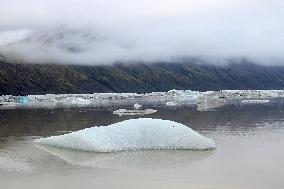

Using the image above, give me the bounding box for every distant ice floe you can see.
[166,101,177,106]
[113,109,157,116]
[34,118,216,152]
[133,103,142,109]
[241,99,270,104]
[1,90,284,110]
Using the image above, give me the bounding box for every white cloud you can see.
[0,0,284,65]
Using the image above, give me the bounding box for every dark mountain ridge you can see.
[1,59,284,95]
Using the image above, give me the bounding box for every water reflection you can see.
[1,104,284,139]
[35,144,214,170]
[0,155,32,172]
[1,103,284,189]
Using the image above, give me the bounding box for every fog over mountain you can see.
[0,0,284,65]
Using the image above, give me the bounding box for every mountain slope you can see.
[1,59,284,95]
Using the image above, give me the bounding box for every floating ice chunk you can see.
[241,99,270,104]
[166,101,177,106]
[134,103,142,109]
[19,96,30,105]
[0,102,21,109]
[113,109,157,116]
[34,118,216,152]
[61,97,91,107]
[70,97,91,105]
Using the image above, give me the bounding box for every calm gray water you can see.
[0,104,284,189]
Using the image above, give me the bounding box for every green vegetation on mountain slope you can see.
[1,59,284,95]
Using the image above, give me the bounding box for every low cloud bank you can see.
[0,0,283,65]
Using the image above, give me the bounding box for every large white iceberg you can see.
[34,118,216,152]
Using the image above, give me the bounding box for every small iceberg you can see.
[241,99,270,104]
[19,96,30,106]
[113,109,157,116]
[66,97,91,106]
[166,101,177,106]
[0,102,21,109]
[133,103,143,109]
[34,118,216,152]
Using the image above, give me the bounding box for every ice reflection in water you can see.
[0,104,284,189]
[35,144,214,170]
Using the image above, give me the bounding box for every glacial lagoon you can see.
[0,101,284,189]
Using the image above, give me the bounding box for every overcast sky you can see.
[0,0,284,64]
